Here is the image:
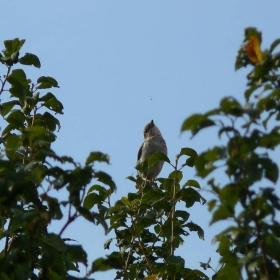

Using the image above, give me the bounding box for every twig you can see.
[131,214,154,274]
[123,236,135,280]
[59,205,78,236]
[0,66,11,95]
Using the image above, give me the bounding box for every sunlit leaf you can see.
[245,36,264,64]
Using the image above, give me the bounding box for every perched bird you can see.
[136,120,167,180]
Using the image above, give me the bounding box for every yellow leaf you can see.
[245,36,264,64]
[144,274,159,280]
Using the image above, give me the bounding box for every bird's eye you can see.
[144,128,148,133]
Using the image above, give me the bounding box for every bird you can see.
[136,120,167,180]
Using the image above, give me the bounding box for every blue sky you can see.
[1,1,280,279]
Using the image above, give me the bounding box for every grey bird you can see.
[136,120,167,180]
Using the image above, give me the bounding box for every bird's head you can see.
[143,120,162,139]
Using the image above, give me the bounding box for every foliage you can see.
[0,38,116,279]
[2,27,280,280]
[182,27,280,280]
[92,149,208,280]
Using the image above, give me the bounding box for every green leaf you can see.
[41,194,63,220]
[25,125,48,139]
[244,84,261,101]
[94,171,116,192]
[260,158,279,183]
[0,100,20,117]
[195,147,227,178]
[270,38,280,53]
[148,151,170,168]
[7,69,31,99]
[6,110,25,127]
[1,38,25,65]
[158,178,173,193]
[218,126,240,139]
[126,175,137,182]
[41,111,61,131]
[177,147,198,158]
[43,95,64,114]
[177,148,198,168]
[257,88,280,112]
[219,184,241,209]
[19,53,41,68]
[39,92,55,101]
[211,205,233,225]
[91,252,123,272]
[215,263,240,280]
[168,170,183,182]
[181,114,215,136]
[86,152,110,165]
[185,222,204,240]
[25,162,46,185]
[259,127,280,149]
[121,196,131,207]
[87,184,109,196]
[182,179,200,188]
[220,97,243,116]
[166,255,184,265]
[175,210,190,223]
[179,187,206,207]
[1,123,17,136]
[37,76,59,89]
[83,193,102,210]
[39,233,66,252]
[4,38,25,55]
[66,245,88,266]
[7,69,27,86]
[7,69,32,101]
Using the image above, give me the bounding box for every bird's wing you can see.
[137,143,144,161]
